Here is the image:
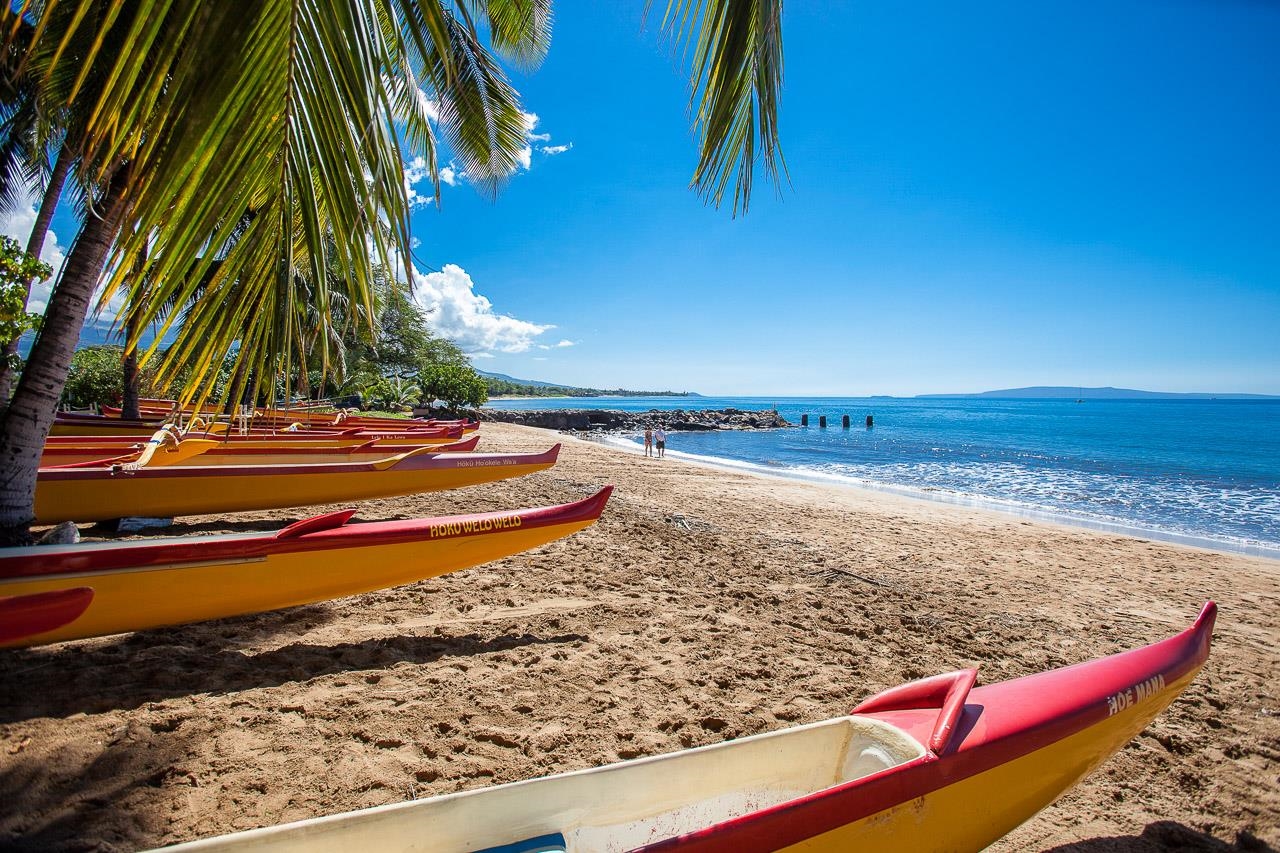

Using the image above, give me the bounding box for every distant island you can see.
[917,386,1279,400]
[478,370,699,399]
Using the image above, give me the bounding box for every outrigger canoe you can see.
[0,588,94,644]
[157,603,1216,853]
[34,445,561,523]
[51,412,465,438]
[41,434,481,468]
[103,401,478,432]
[1,488,611,648]
[44,426,469,448]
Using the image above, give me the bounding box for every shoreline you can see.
[1,421,1275,851]
[584,431,1280,563]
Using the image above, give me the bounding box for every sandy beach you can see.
[1,421,1276,852]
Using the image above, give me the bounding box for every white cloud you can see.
[522,112,547,141]
[416,109,572,193]
[0,189,69,314]
[537,339,576,350]
[411,263,554,355]
[403,155,434,208]
[418,92,440,123]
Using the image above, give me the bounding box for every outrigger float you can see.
[156,603,1216,853]
[1,488,611,648]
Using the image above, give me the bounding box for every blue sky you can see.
[406,0,1279,396]
[9,1,1277,396]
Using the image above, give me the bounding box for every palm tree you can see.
[0,0,785,543]
[0,16,76,402]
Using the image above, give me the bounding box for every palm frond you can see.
[655,0,787,215]
[463,0,553,71]
[422,10,528,198]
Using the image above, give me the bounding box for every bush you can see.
[0,236,51,370]
[417,363,487,411]
[62,346,128,409]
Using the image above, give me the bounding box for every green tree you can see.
[0,235,49,372]
[418,363,488,411]
[59,346,127,410]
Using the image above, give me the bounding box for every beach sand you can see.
[1,422,1276,851]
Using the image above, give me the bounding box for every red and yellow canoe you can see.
[155,603,1215,852]
[0,588,95,644]
[103,400,477,431]
[41,434,481,468]
[1,488,611,648]
[34,445,560,523]
[43,426,471,453]
[51,412,467,438]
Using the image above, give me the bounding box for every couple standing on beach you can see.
[644,426,666,458]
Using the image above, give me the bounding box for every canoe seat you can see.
[472,833,566,853]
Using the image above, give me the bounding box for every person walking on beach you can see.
[655,426,666,458]
[643,426,654,457]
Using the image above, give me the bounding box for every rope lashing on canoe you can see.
[123,428,181,470]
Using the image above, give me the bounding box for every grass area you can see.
[353,409,412,419]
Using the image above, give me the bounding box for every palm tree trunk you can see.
[121,247,148,420]
[0,167,128,545]
[121,311,141,420]
[0,146,73,404]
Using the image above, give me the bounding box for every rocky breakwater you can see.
[480,408,790,432]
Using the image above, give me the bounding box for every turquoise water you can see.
[486,396,1280,558]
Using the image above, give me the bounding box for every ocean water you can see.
[485,396,1280,559]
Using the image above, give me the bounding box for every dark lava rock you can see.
[479,408,790,433]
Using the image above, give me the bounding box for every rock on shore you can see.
[479,407,790,432]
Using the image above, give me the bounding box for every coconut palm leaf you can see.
[461,0,554,71]
[10,1,528,406]
[655,0,786,215]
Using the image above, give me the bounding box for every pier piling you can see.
[819,415,827,428]
[801,414,808,426]
[842,415,851,429]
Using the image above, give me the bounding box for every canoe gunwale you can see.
[35,446,556,481]
[1,485,611,580]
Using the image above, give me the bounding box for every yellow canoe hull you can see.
[41,438,479,467]
[2,487,609,647]
[34,447,559,523]
[778,668,1199,852]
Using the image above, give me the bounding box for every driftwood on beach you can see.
[478,408,791,432]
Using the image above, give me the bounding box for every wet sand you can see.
[1,422,1276,851]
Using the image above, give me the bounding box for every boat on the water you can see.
[155,602,1216,853]
[1,488,611,648]
[34,445,560,523]
[0,588,94,644]
[41,433,481,468]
